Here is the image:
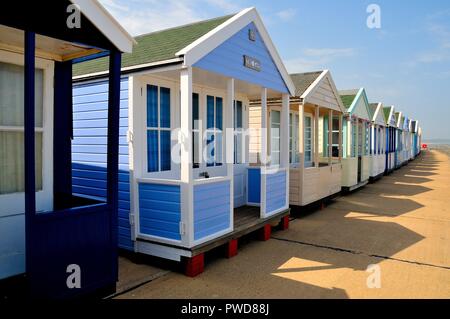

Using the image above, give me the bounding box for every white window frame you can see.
[140,76,178,180]
[289,110,299,165]
[269,107,281,167]
[205,94,224,168]
[0,49,54,216]
[304,112,314,168]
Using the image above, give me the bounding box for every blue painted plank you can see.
[194,22,289,94]
[247,168,261,203]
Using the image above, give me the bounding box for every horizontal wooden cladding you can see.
[139,183,181,241]
[72,78,133,250]
[266,170,287,213]
[194,180,231,241]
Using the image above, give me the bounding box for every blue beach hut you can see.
[0,1,134,298]
[71,7,295,275]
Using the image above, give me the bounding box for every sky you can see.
[99,0,450,140]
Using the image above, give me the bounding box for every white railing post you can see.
[281,93,290,208]
[180,67,194,247]
[226,78,235,229]
[260,87,267,217]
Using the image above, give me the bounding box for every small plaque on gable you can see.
[243,55,261,72]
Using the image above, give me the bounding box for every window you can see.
[147,85,171,172]
[289,112,299,164]
[234,100,243,164]
[0,62,43,195]
[206,95,223,167]
[192,93,200,168]
[304,114,313,167]
[270,110,280,165]
[332,116,340,158]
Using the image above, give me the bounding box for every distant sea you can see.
[423,139,450,146]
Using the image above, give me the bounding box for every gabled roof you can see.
[339,89,359,109]
[73,7,295,95]
[338,88,371,120]
[289,71,322,97]
[71,0,135,53]
[73,14,232,76]
[370,102,386,126]
[290,70,345,112]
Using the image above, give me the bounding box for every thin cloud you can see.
[98,0,244,35]
[285,48,357,73]
[276,9,296,22]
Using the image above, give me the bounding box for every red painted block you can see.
[259,224,271,241]
[185,253,204,277]
[280,215,289,230]
[226,239,238,258]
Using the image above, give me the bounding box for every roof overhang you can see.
[301,70,345,112]
[372,102,386,126]
[71,0,135,53]
[175,7,295,95]
[347,88,371,120]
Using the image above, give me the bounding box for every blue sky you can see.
[100,0,450,140]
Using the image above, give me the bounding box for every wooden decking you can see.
[191,206,290,256]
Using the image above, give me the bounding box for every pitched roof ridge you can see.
[133,14,236,39]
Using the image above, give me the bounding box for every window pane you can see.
[332,117,339,130]
[193,93,199,130]
[207,95,215,129]
[271,110,280,124]
[216,97,223,130]
[0,131,42,194]
[147,130,159,172]
[160,87,170,128]
[235,101,242,129]
[0,62,43,127]
[160,130,171,171]
[147,85,158,128]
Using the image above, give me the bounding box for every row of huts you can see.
[0,3,423,298]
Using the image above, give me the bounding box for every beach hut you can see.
[368,102,386,181]
[383,105,397,174]
[253,70,344,207]
[403,116,412,162]
[0,1,134,298]
[71,7,295,276]
[411,120,420,158]
[339,88,372,192]
[394,112,406,168]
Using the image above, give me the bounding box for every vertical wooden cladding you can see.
[72,78,133,250]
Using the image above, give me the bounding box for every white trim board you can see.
[71,0,135,53]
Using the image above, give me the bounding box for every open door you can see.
[233,100,247,208]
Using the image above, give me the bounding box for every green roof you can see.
[369,103,378,119]
[383,106,392,122]
[289,71,322,97]
[73,14,234,77]
[339,94,356,109]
